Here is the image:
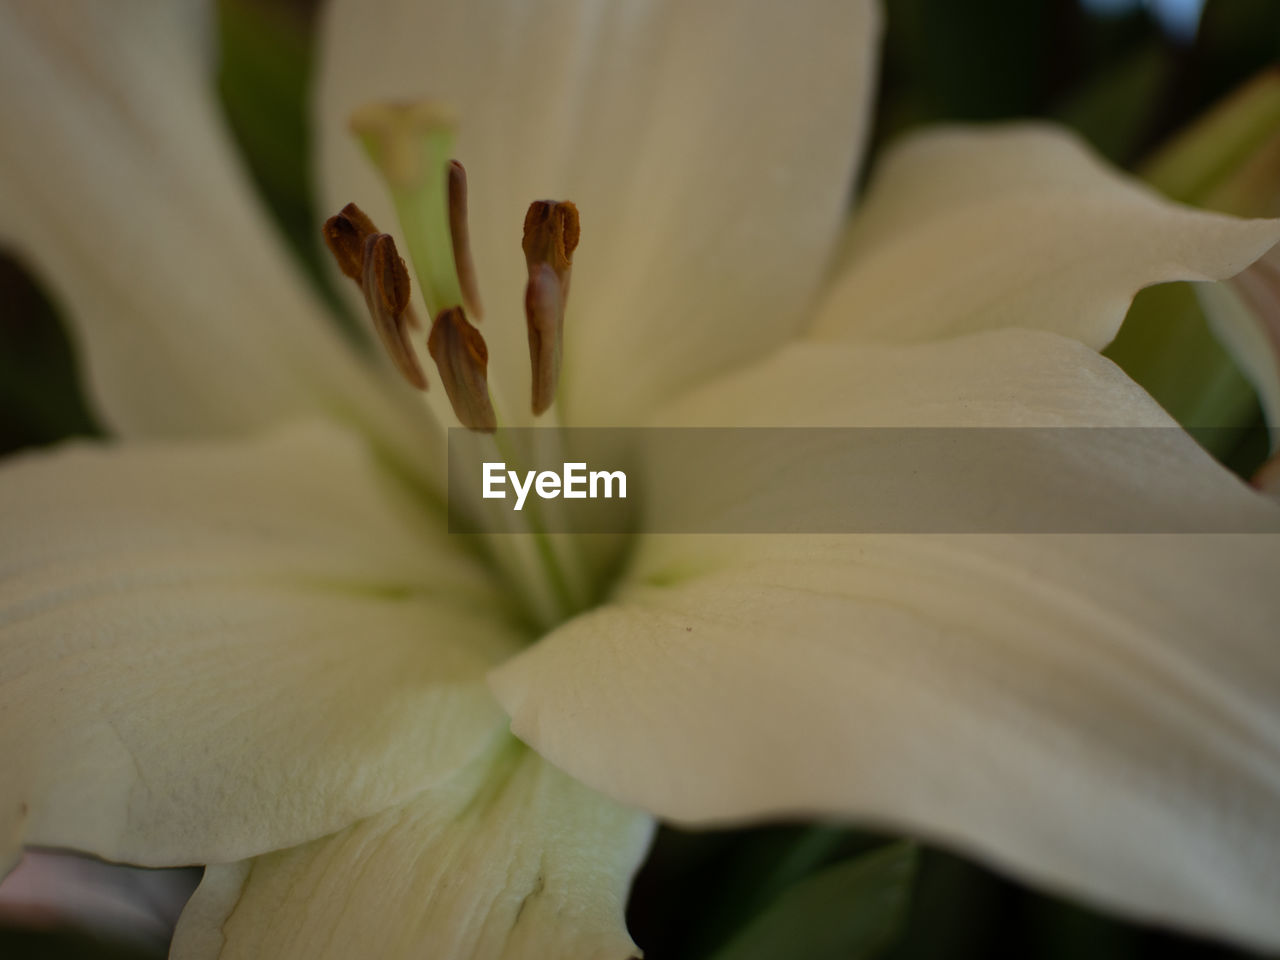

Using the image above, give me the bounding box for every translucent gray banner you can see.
[447,428,1278,534]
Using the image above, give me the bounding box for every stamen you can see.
[448,160,483,321]
[345,106,597,629]
[363,233,428,390]
[350,101,465,318]
[427,307,497,433]
[323,205,425,373]
[522,201,579,415]
[525,263,564,416]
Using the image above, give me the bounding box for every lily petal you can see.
[810,125,1280,349]
[656,328,1179,428]
[491,331,1280,950]
[0,0,432,475]
[317,0,881,424]
[0,423,517,868]
[171,745,653,960]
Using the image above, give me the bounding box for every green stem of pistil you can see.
[386,137,464,318]
[352,104,464,318]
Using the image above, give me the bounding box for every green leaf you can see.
[705,843,917,960]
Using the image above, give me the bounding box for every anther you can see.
[448,160,483,321]
[522,200,580,295]
[522,201,579,415]
[526,263,564,416]
[363,233,428,390]
[427,307,497,433]
[322,203,378,283]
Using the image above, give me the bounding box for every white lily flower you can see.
[2,1,1280,957]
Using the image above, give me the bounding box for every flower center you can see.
[323,100,599,633]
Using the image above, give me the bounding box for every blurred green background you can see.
[1,0,1277,957]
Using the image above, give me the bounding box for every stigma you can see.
[323,100,578,433]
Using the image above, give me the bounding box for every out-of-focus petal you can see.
[632,330,1276,535]
[811,125,1280,349]
[493,531,1280,951]
[0,0,433,479]
[1,423,517,867]
[492,330,1280,951]
[171,745,653,960]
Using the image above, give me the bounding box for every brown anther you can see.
[338,202,378,238]
[525,262,564,416]
[521,200,578,415]
[362,233,427,390]
[448,160,483,321]
[322,202,379,282]
[522,200,580,296]
[427,307,497,433]
[367,233,411,315]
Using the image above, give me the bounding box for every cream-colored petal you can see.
[632,330,1277,535]
[491,332,1280,950]
[317,0,881,424]
[171,745,654,960]
[0,423,518,867]
[1197,245,1280,443]
[493,534,1280,951]
[656,328,1176,428]
[0,1,433,477]
[810,125,1280,349]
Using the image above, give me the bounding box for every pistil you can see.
[349,101,465,318]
